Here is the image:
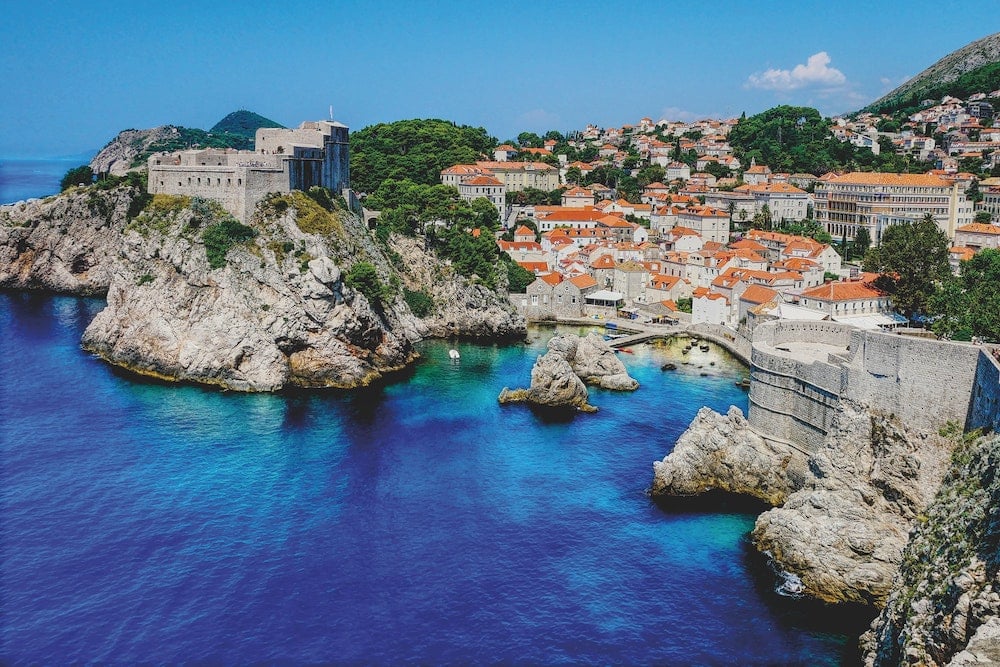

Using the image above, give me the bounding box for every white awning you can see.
[832,312,907,329]
[586,290,624,302]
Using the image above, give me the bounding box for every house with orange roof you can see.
[814,171,973,241]
[646,273,690,303]
[743,158,772,186]
[513,225,536,243]
[663,226,704,252]
[691,288,731,326]
[561,186,595,208]
[513,271,563,320]
[677,205,731,244]
[550,274,600,318]
[440,164,488,189]
[737,284,780,324]
[590,253,617,288]
[948,246,976,274]
[953,222,1000,251]
[493,145,518,162]
[772,257,824,287]
[797,278,903,328]
[470,161,559,192]
[535,208,606,232]
[457,174,506,215]
[665,161,691,181]
[498,237,547,266]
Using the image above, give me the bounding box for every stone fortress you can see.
[147,121,350,222]
[746,320,1000,451]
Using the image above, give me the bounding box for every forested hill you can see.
[209,110,284,138]
[728,106,929,175]
[349,119,497,193]
[864,32,1000,114]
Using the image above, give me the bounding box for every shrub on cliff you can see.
[403,288,434,317]
[202,218,257,269]
[60,165,94,191]
[346,261,392,308]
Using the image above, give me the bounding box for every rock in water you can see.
[81,193,414,391]
[498,343,596,412]
[551,333,639,390]
[651,406,809,506]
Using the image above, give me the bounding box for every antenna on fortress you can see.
[329,105,334,121]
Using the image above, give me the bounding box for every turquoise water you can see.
[0,294,868,664]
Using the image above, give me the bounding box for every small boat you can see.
[735,378,751,389]
[700,344,710,351]
[449,349,460,360]
[620,348,634,354]
[661,362,677,371]
[709,361,715,366]
[681,347,690,354]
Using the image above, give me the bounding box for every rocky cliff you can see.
[861,433,1000,666]
[89,127,184,176]
[81,192,414,391]
[389,235,525,341]
[652,401,955,606]
[0,185,142,295]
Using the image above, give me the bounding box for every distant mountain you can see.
[210,110,284,139]
[89,111,285,176]
[864,32,1000,114]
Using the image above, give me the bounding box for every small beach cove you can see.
[0,293,870,664]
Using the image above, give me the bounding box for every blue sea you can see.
[0,157,90,205]
[0,292,872,665]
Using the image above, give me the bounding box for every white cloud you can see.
[746,52,847,91]
[658,106,703,123]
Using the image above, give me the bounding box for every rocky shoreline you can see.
[0,185,526,391]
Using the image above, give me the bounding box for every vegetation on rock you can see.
[202,214,258,269]
[350,119,496,193]
[209,110,284,139]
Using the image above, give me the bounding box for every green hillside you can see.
[210,110,285,138]
[864,32,1000,114]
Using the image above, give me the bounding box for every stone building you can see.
[813,171,973,242]
[147,121,350,222]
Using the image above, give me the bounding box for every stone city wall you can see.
[969,348,1000,433]
[747,321,986,452]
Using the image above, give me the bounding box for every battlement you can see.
[747,321,1000,451]
[146,121,349,222]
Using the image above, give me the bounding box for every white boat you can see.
[449,349,460,360]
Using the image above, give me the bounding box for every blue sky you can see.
[0,0,992,157]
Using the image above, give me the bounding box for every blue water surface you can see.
[0,293,867,664]
[0,158,87,205]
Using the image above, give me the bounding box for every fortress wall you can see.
[843,333,981,434]
[149,164,289,222]
[968,349,1000,433]
[746,321,984,451]
[749,345,842,451]
[755,320,856,349]
[256,127,327,153]
[241,167,290,223]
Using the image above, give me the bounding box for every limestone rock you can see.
[752,403,954,606]
[861,434,1000,666]
[0,186,139,295]
[651,405,809,505]
[389,235,525,341]
[90,126,182,176]
[499,346,596,412]
[81,198,414,391]
[556,333,639,391]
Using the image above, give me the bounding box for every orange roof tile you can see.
[956,223,1000,234]
[569,274,598,289]
[740,284,779,304]
[800,280,885,302]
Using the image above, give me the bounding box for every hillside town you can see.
[439,95,1000,334]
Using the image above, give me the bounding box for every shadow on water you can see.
[649,488,772,516]
[741,538,879,664]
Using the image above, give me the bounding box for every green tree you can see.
[862,214,950,317]
[517,132,543,148]
[930,249,1000,342]
[505,259,536,293]
[60,165,94,191]
[471,197,500,231]
[345,261,391,307]
[350,119,496,193]
[854,227,871,257]
[565,166,583,185]
[974,210,993,224]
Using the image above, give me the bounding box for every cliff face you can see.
[0,186,141,295]
[861,434,1000,666]
[652,401,955,606]
[81,193,414,391]
[752,402,954,606]
[389,235,525,341]
[89,127,181,176]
